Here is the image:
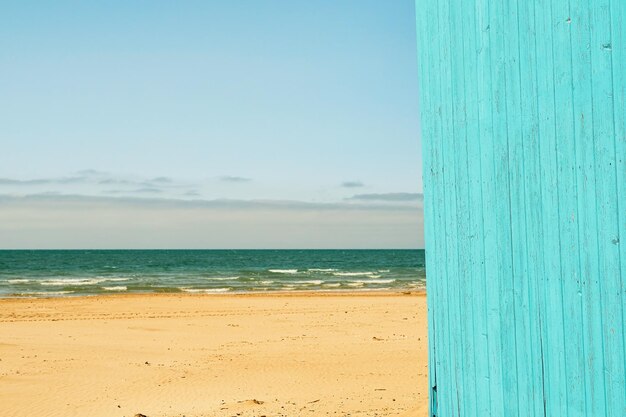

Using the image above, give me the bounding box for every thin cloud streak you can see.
[341,181,365,188]
[347,192,423,202]
[0,173,189,194]
[0,193,421,212]
[219,176,252,183]
[105,189,163,194]
[149,177,172,183]
[0,176,88,185]
[99,179,133,185]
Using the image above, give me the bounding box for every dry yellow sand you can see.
[0,292,428,417]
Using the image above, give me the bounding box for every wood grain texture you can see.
[415,1,626,415]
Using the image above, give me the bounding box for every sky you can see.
[0,0,423,249]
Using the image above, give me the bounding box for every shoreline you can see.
[0,289,426,302]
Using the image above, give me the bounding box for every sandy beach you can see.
[0,292,428,417]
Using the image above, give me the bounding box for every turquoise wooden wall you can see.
[415,0,625,415]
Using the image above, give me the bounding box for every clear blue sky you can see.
[0,0,423,249]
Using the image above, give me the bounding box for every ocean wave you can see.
[346,282,364,287]
[180,288,230,293]
[333,272,377,277]
[40,277,127,286]
[7,279,30,284]
[292,280,324,285]
[41,278,107,286]
[205,276,239,281]
[102,286,127,291]
[308,268,337,272]
[322,283,341,288]
[351,279,396,284]
[14,291,74,297]
[378,270,390,273]
[268,269,299,274]
[259,280,274,285]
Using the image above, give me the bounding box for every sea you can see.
[0,250,425,298]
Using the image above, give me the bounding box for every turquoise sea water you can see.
[0,250,425,297]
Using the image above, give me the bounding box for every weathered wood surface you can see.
[416,0,625,415]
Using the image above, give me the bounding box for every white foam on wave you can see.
[378,270,390,273]
[333,272,377,277]
[292,280,324,285]
[259,280,274,285]
[102,286,127,291]
[8,279,30,284]
[206,276,239,281]
[346,282,364,288]
[180,288,230,293]
[41,278,107,286]
[351,279,396,284]
[41,277,128,286]
[16,291,74,297]
[308,268,337,272]
[269,269,299,274]
[322,283,341,288]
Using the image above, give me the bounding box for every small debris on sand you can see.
[237,399,264,405]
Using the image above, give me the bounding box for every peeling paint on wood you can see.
[415,0,626,416]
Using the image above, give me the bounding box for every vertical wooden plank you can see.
[569,1,605,415]
[449,0,473,412]
[517,0,546,414]
[427,2,447,413]
[464,0,489,415]
[535,0,569,414]
[434,0,452,413]
[591,1,626,415]
[608,0,626,415]
[487,1,520,415]
[552,0,588,414]
[436,0,459,413]
[477,0,506,415]
[426,1,454,416]
[503,0,530,414]
[475,1,499,415]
